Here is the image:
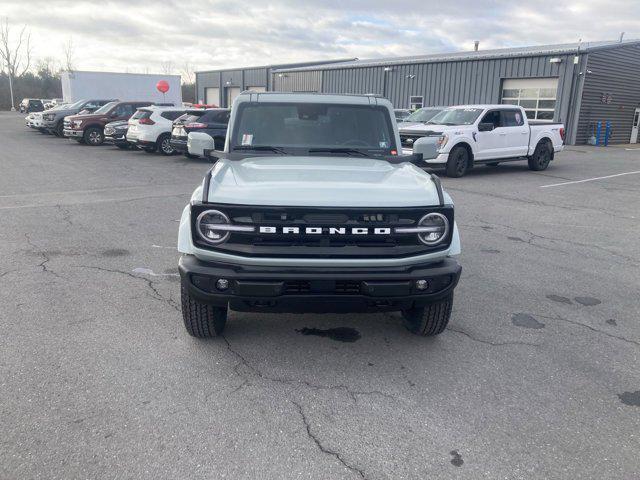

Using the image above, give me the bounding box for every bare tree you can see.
[160,61,174,75]
[62,37,74,71]
[180,61,196,85]
[0,17,32,110]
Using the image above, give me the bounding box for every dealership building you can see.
[196,39,640,145]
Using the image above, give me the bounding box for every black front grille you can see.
[335,280,361,294]
[192,204,454,259]
[284,280,311,294]
[282,280,361,295]
[400,134,424,148]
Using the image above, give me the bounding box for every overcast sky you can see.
[2,0,638,79]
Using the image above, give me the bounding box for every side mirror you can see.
[204,149,221,163]
[478,122,495,132]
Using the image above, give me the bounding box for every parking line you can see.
[540,171,640,188]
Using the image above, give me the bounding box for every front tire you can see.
[181,282,227,338]
[445,146,470,177]
[157,133,175,156]
[83,127,105,146]
[402,294,453,336]
[528,141,552,171]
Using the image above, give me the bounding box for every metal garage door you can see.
[225,87,241,107]
[246,86,266,92]
[205,88,219,106]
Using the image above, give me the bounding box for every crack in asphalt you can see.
[24,233,62,278]
[76,265,180,312]
[292,401,367,479]
[447,327,541,347]
[535,313,640,347]
[469,217,639,266]
[0,269,18,278]
[221,336,396,403]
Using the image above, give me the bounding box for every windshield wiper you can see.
[233,145,288,154]
[308,148,371,157]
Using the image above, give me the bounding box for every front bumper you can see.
[170,138,188,153]
[105,134,129,146]
[179,255,461,313]
[63,128,83,138]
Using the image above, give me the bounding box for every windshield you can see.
[404,108,442,123]
[231,102,395,154]
[428,108,483,126]
[66,100,85,109]
[94,102,118,114]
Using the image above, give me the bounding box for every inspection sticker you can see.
[241,134,253,145]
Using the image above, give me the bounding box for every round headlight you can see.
[417,213,449,245]
[196,209,231,244]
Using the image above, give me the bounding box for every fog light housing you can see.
[415,279,429,291]
[216,279,229,291]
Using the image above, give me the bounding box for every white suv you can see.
[127,106,187,155]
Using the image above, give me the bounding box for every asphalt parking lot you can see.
[1,111,639,479]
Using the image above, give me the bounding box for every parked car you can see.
[177,92,461,338]
[170,108,230,158]
[104,120,131,149]
[43,99,116,137]
[41,99,54,110]
[19,98,44,113]
[63,101,151,146]
[126,106,187,155]
[25,113,37,128]
[408,105,565,177]
[394,109,412,122]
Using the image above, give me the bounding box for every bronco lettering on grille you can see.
[258,226,392,235]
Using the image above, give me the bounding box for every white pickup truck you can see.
[403,105,565,177]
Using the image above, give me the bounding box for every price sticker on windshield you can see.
[241,134,253,146]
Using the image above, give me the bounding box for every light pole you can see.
[7,69,15,111]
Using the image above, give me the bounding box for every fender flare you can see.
[446,140,475,161]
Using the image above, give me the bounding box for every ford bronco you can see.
[177,92,462,338]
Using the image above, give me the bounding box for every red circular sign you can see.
[156,80,170,93]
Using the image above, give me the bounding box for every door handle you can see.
[499,133,507,136]
[521,132,529,135]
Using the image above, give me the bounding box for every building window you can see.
[409,96,423,110]
[501,78,558,122]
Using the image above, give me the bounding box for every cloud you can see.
[1,0,638,77]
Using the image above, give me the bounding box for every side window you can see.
[114,104,135,117]
[84,101,99,110]
[501,109,524,127]
[481,110,501,128]
[213,111,231,124]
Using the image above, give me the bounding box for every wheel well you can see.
[451,142,474,167]
[83,124,104,133]
[537,137,554,159]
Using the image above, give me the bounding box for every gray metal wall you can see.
[576,44,640,144]
[272,53,584,142]
[196,68,269,106]
[272,71,322,92]
[195,61,353,106]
